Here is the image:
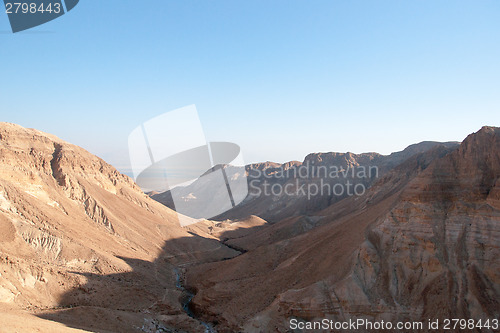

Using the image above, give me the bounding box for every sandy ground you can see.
[0,305,89,333]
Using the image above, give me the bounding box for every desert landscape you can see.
[0,122,498,332]
[2,1,499,332]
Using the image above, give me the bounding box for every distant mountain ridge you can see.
[152,140,460,222]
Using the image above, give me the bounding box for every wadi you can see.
[0,122,499,332]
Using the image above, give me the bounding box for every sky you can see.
[1,0,499,175]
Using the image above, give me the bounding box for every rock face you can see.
[186,127,500,332]
[0,123,238,332]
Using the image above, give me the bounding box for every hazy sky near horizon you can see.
[1,0,499,174]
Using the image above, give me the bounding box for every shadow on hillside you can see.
[36,232,244,332]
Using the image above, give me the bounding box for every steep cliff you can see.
[186,127,500,332]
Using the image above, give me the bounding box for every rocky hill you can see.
[0,123,238,332]
[185,127,500,332]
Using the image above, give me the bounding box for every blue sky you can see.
[1,0,499,174]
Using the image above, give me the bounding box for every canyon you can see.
[0,122,498,332]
